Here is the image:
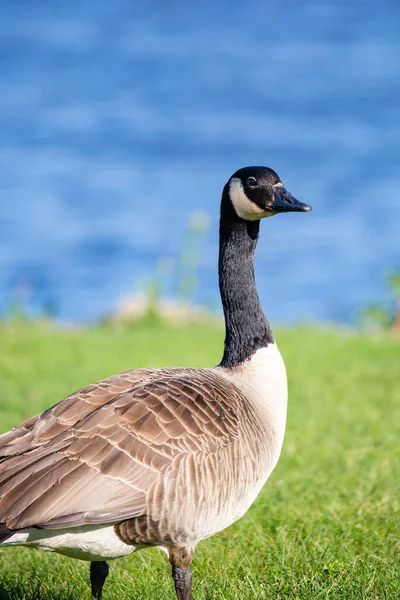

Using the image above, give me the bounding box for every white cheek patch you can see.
[229,178,272,221]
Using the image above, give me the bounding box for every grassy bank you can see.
[0,320,399,599]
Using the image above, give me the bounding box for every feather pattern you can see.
[0,364,279,546]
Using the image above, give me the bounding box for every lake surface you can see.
[1,0,399,324]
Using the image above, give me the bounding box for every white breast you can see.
[218,343,288,455]
[211,344,288,527]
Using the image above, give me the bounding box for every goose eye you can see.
[246,177,257,188]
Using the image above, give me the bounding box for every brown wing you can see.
[0,368,240,531]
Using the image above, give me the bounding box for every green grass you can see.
[0,319,399,599]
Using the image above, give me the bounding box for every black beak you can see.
[269,186,312,213]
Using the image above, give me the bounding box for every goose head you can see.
[226,166,312,221]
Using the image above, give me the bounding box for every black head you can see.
[226,166,312,221]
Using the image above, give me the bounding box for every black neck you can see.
[218,186,274,368]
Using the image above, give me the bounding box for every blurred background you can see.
[1,0,399,326]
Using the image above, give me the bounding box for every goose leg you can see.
[90,561,109,600]
[169,546,195,600]
[172,566,193,600]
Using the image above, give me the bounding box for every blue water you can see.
[1,1,399,324]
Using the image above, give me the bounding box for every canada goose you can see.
[0,166,311,600]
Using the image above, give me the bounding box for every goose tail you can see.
[0,524,13,544]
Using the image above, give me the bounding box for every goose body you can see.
[1,346,286,560]
[0,166,311,599]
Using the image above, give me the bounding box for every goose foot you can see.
[169,546,195,600]
[90,561,109,600]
